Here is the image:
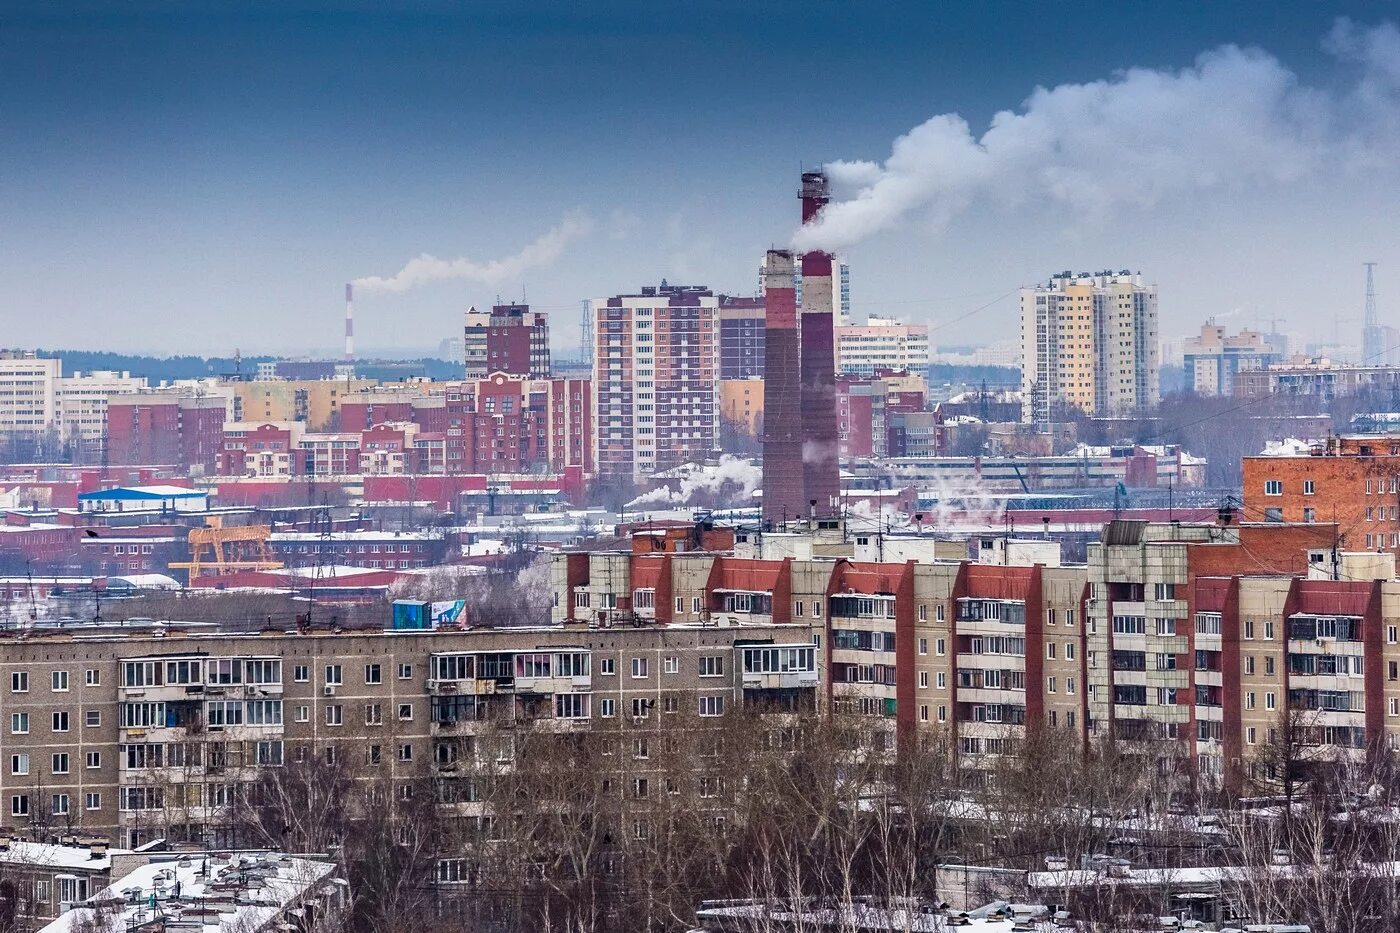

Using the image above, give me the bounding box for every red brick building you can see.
[106,394,226,473]
[1243,435,1400,555]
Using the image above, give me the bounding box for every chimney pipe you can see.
[344,283,355,363]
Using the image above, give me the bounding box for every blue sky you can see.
[2,1,1398,357]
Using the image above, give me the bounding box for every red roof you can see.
[1294,580,1372,617]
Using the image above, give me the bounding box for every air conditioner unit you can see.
[323,685,337,697]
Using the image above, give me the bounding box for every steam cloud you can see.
[794,19,1400,252]
[627,455,763,510]
[353,212,594,293]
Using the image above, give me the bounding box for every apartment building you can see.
[1181,323,1281,396]
[1233,358,1400,400]
[462,303,551,379]
[0,618,818,850]
[106,392,228,473]
[590,284,720,482]
[718,296,765,380]
[1243,434,1400,557]
[1020,270,1159,424]
[836,317,930,378]
[0,353,62,459]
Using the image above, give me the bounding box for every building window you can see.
[365,664,382,685]
[11,713,28,735]
[325,704,343,726]
[1303,479,1315,495]
[398,663,413,679]
[600,698,616,718]
[52,711,69,732]
[698,696,725,717]
[9,672,27,693]
[10,754,28,775]
[599,658,615,675]
[87,751,100,769]
[918,638,927,655]
[1264,480,1283,496]
[631,657,648,679]
[85,669,100,686]
[919,671,929,689]
[664,656,679,674]
[325,665,343,685]
[294,665,309,682]
[51,671,69,692]
[698,656,724,677]
[86,793,101,810]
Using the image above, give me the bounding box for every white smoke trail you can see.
[353,212,594,293]
[794,19,1400,253]
[627,456,762,509]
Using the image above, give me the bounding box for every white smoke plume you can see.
[794,19,1400,252]
[627,455,762,510]
[353,212,594,293]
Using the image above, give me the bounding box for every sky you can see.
[2,0,1399,359]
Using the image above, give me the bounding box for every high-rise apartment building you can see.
[589,284,720,483]
[717,296,766,379]
[1020,270,1159,424]
[463,303,551,379]
[836,316,930,377]
[1182,323,1281,396]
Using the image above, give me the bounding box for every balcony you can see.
[742,669,818,691]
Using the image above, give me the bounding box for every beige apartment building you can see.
[0,620,819,849]
[1020,270,1159,425]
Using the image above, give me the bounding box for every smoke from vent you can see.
[793,19,1400,253]
[353,212,594,293]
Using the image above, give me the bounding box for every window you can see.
[365,664,382,684]
[365,703,383,726]
[52,794,69,817]
[1046,643,1057,659]
[938,705,947,723]
[692,597,702,613]
[1247,727,1257,745]
[295,704,309,723]
[1065,643,1075,660]
[676,597,686,614]
[918,638,927,655]
[52,753,69,774]
[85,669,100,687]
[698,696,725,717]
[325,665,343,685]
[664,656,679,674]
[85,710,100,727]
[812,600,822,617]
[1303,479,1315,495]
[919,604,928,622]
[936,638,946,656]
[1247,692,1256,710]
[631,698,650,719]
[11,712,28,735]
[52,711,69,732]
[398,663,413,680]
[86,793,101,811]
[920,704,929,722]
[555,693,590,719]
[51,671,69,692]
[1264,480,1282,496]
[10,672,27,693]
[936,604,946,622]
[325,705,343,726]
[10,754,28,775]
[919,671,929,689]
[87,751,100,769]
[398,744,413,762]
[600,698,616,718]
[937,671,947,688]
[1266,692,1276,711]
[698,656,724,677]
[398,703,413,721]
[630,657,648,679]
[599,658,615,675]
[1047,676,1057,693]
[11,796,28,817]
[294,665,309,682]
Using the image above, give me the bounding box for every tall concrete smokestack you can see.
[344,283,355,363]
[761,250,804,526]
[798,170,839,518]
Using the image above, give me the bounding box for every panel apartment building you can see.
[589,284,721,483]
[0,619,817,850]
[1020,270,1160,425]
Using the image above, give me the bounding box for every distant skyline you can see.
[3,1,1399,357]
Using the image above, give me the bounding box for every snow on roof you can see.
[78,485,206,501]
[43,851,338,933]
[0,839,130,872]
[106,574,182,590]
[692,901,1051,932]
[1258,437,1321,456]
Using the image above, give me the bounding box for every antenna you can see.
[581,300,594,369]
[1363,263,1382,364]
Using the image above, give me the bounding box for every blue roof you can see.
[78,486,206,502]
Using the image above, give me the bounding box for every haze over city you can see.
[3,0,1399,355]
[10,5,1400,933]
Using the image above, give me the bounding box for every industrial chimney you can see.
[344,283,355,363]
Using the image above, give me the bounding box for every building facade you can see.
[463,303,551,380]
[589,284,720,483]
[836,317,930,378]
[717,296,766,380]
[1019,271,1160,424]
[1182,323,1281,396]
